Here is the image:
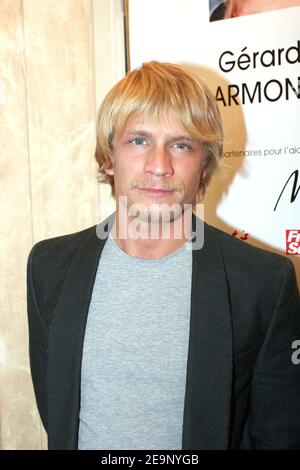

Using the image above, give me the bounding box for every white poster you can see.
[128,0,300,285]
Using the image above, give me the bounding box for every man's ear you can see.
[105,167,114,176]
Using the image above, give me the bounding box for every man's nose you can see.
[144,145,174,178]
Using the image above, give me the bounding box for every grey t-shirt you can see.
[78,233,192,450]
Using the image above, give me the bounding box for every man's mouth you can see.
[137,187,175,197]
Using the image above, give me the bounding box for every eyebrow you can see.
[124,130,196,142]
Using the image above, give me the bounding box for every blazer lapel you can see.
[47,215,113,449]
[182,217,233,450]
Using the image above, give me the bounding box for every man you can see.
[27,61,300,450]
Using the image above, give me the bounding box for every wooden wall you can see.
[0,0,124,449]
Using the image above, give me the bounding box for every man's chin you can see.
[128,202,184,225]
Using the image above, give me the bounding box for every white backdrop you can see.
[128,0,300,286]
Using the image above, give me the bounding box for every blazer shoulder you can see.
[28,212,114,266]
[27,225,98,325]
[29,224,97,261]
[205,224,299,337]
[205,223,296,287]
[28,223,98,276]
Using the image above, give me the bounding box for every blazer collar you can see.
[47,213,232,449]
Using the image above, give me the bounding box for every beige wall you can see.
[0,0,124,449]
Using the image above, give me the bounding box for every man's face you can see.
[106,111,206,223]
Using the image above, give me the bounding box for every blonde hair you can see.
[95,61,223,198]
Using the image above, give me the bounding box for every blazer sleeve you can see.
[27,242,49,432]
[250,258,300,449]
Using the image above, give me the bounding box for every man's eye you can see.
[174,142,191,150]
[131,138,147,145]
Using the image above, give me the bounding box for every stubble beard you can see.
[125,185,187,225]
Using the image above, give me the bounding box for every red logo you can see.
[231,230,249,241]
[286,230,300,255]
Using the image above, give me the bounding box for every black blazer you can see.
[27,214,300,450]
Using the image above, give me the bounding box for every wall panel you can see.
[0,0,125,449]
[0,0,42,449]
[23,0,98,242]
